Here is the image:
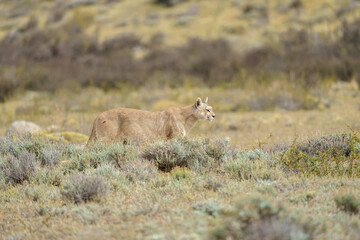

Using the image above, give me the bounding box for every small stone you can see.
[5,120,42,137]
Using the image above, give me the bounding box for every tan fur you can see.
[87,97,215,145]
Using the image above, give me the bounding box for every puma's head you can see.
[194,97,216,122]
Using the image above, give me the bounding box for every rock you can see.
[5,120,42,137]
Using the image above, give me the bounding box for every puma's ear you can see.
[195,97,202,108]
[204,97,208,103]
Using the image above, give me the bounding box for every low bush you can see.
[19,137,48,158]
[34,167,63,186]
[142,139,205,172]
[334,193,360,215]
[0,135,49,159]
[210,195,314,240]
[0,136,68,169]
[0,136,18,157]
[1,150,37,185]
[94,163,123,180]
[279,133,360,176]
[142,138,234,172]
[39,147,62,167]
[66,143,137,172]
[296,133,354,157]
[60,174,109,204]
[205,138,233,161]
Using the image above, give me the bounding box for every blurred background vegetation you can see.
[1,0,360,144]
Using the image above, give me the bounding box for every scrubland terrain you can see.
[0,127,360,239]
[1,0,360,239]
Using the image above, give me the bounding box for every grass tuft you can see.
[334,193,360,215]
[60,174,109,204]
[39,147,62,167]
[142,138,234,172]
[170,167,191,180]
[210,195,314,240]
[1,150,37,185]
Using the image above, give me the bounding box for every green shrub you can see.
[60,174,109,204]
[94,163,123,180]
[19,137,48,158]
[34,167,63,186]
[205,138,233,161]
[210,195,314,240]
[142,138,207,172]
[296,133,354,157]
[334,193,360,215]
[39,147,62,167]
[66,143,136,172]
[0,135,50,160]
[0,137,18,157]
[279,133,360,177]
[1,151,37,185]
[142,138,235,172]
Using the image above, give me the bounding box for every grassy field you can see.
[0,125,360,239]
[0,82,360,239]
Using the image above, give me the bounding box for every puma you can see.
[87,97,215,144]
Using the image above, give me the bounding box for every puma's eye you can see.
[207,109,210,112]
